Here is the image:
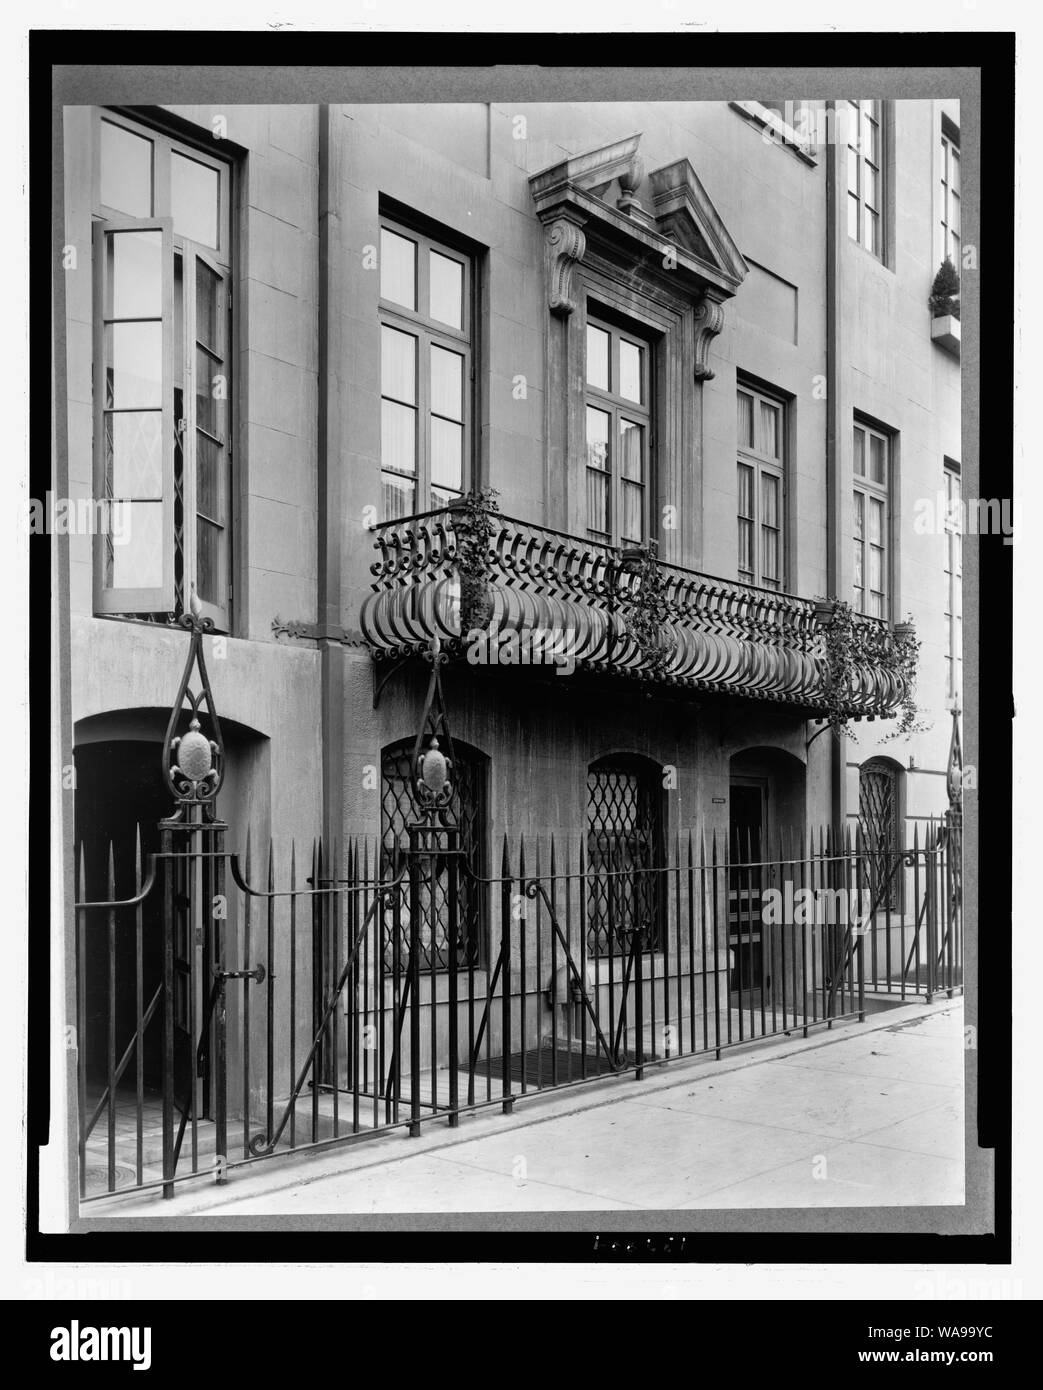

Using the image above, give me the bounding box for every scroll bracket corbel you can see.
[544,215,588,317]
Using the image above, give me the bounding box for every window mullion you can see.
[182,250,199,612]
[418,328,431,506]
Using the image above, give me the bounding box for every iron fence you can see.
[74,816,961,1203]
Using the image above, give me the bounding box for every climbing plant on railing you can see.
[619,540,677,674]
[815,598,925,742]
[451,487,501,633]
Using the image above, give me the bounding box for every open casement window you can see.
[584,316,651,548]
[379,220,473,520]
[852,420,891,619]
[93,110,233,629]
[736,384,785,590]
[93,218,176,616]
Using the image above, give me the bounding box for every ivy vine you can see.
[620,540,677,674]
[451,487,500,632]
[817,598,926,742]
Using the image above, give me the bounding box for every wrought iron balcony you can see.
[360,502,906,718]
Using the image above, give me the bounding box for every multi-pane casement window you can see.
[93,110,233,629]
[944,463,963,702]
[584,316,651,548]
[379,219,472,520]
[845,99,885,259]
[852,420,891,619]
[736,384,785,590]
[939,127,961,268]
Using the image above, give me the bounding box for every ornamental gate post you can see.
[159,599,227,1199]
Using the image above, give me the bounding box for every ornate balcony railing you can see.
[359,503,905,718]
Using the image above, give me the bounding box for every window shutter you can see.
[93,217,176,615]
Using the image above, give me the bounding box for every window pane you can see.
[870,590,884,619]
[586,406,609,471]
[759,402,780,458]
[737,463,754,518]
[106,501,163,589]
[382,473,415,520]
[196,432,221,520]
[619,340,643,403]
[430,345,463,421]
[381,399,416,476]
[107,411,162,498]
[622,481,644,547]
[381,326,416,404]
[197,517,224,605]
[620,419,643,482]
[196,260,221,352]
[429,251,463,329]
[172,152,219,249]
[196,348,225,438]
[853,542,864,591]
[431,417,463,490]
[951,147,960,195]
[864,208,879,255]
[869,497,884,544]
[847,144,859,195]
[381,228,417,310]
[853,489,865,537]
[737,391,754,449]
[738,517,754,578]
[869,433,886,484]
[106,322,162,409]
[762,525,780,584]
[761,472,780,527]
[109,230,162,319]
[100,120,153,216]
[861,108,878,162]
[586,325,610,390]
[847,193,859,241]
[869,544,883,593]
[586,468,609,540]
[863,163,878,210]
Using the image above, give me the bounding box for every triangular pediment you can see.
[529,135,747,297]
[647,158,749,287]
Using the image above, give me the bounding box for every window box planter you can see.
[931,313,961,357]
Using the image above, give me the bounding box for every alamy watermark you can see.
[29,492,130,544]
[914,491,1017,546]
[762,882,874,934]
[465,624,579,676]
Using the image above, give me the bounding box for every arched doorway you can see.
[727,746,807,1005]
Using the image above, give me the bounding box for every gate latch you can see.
[213,964,266,984]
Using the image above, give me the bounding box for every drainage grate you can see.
[83,1164,138,1190]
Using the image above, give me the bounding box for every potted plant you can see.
[929,257,961,354]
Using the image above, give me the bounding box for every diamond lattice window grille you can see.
[380,741,485,971]
[859,759,900,911]
[585,757,662,955]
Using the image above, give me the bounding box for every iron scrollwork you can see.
[161,599,226,817]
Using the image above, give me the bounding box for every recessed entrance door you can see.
[728,779,767,1004]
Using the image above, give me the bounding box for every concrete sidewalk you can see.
[86,998,964,1217]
